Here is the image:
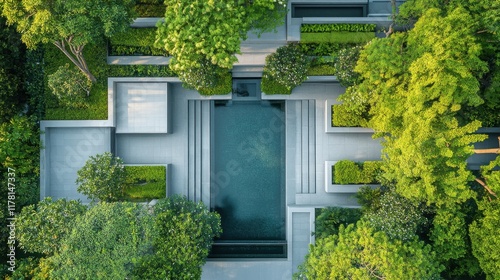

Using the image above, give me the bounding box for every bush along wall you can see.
[262,43,311,95]
[332,160,382,184]
[301,23,376,44]
[123,165,166,201]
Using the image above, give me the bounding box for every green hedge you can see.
[333,160,382,184]
[134,1,165,17]
[301,32,375,44]
[123,166,166,201]
[301,23,376,33]
[299,42,357,57]
[109,28,167,56]
[332,104,367,127]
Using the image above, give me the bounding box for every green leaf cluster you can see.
[333,160,382,184]
[295,221,443,280]
[16,198,87,255]
[48,64,92,109]
[134,0,165,17]
[76,152,127,202]
[156,0,286,73]
[177,59,231,95]
[298,42,357,57]
[301,23,376,33]
[132,195,222,279]
[314,207,362,239]
[262,44,311,95]
[334,45,363,87]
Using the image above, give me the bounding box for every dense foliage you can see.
[76,152,127,202]
[0,17,27,123]
[333,160,382,184]
[262,44,311,94]
[178,59,232,95]
[295,221,443,280]
[134,0,165,17]
[16,198,87,255]
[49,202,152,279]
[314,207,362,239]
[156,0,286,90]
[334,45,363,87]
[2,0,137,82]
[133,195,222,279]
[48,64,92,108]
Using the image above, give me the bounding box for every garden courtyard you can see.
[33,0,500,279]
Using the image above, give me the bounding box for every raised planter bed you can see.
[324,161,379,193]
[325,99,374,133]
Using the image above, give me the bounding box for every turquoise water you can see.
[211,101,286,242]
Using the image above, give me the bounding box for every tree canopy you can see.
[1,0,137,82]
[156,0,287,90]
[295,221,443,280]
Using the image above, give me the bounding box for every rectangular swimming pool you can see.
[210,100,286,257]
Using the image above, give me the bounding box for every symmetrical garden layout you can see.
[38,0,498,278]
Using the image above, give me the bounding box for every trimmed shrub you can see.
[307,56,336,76]
[334,45,363,87]
[298,42,357,57]
[333,160,382,184]
[301,32,375,44]
[314,207,362,239]
[48,64,92,108]
[179,59,231,95]
[109,28,166,56]
[262,44,311,94]
[333,160,361,184]
[301,23,377,33]
[123,166,166,200]
[261,75,291,94]
[332,104,366,127]
[76,152,127,202]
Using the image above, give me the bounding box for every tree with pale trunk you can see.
[1,0,136,83]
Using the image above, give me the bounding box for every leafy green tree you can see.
[262,44,311,94]
[48,202,153,279]
[48,64,92,108]
[76,152,127,202]
[16,198,87,255]
[156,0,286,90]
[334,45,363,87]
[1,0,137,82]
[133,195,222,280]
[295,221,443,280]
[314,207,362,239]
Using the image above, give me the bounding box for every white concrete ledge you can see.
[130,17,163,28]
[107,56,171,65]
[325,161,379,193]
[302,16,391,24]
[325,99,374,133]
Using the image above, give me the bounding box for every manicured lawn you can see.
[123,165,167,202]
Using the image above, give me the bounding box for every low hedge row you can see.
[307,56,336,76]
[123,166,166,201]
[301,23,376,33]
[261,76,291,94]
[109,28,167,56]
[134,0,164,17]
[301,32,375,44]
[333,160,382,184]
[298,42,358,56]
[197,71,232,96]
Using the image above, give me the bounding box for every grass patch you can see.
[301,32,375,44]
[123,166,166,201]
[44,41,175,120]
